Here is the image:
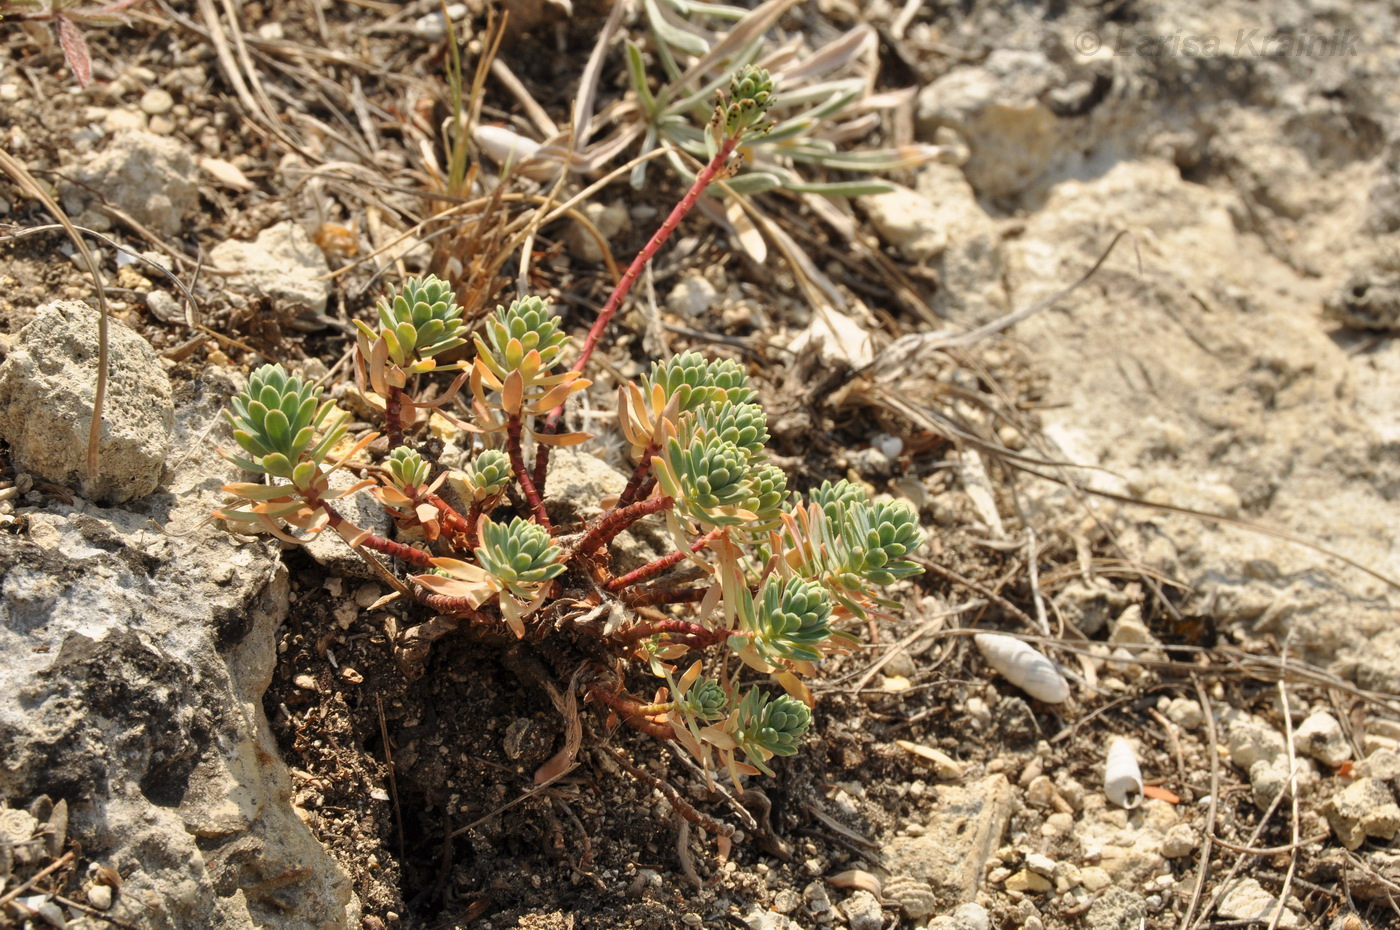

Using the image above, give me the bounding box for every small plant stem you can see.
[617,617,726,647]
[586,684,675,740]
[534,131,745,480]
[606,528,725,592]
[574,496,674,556]
[622,586,709,608]
[616,442,659,509]
[385,385,406,450]
[413,586,487,616]
[426,493,473,542]
[319,499,436,569]
[462,500,485,550]
[506,412,551,529]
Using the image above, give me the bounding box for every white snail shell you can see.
[973,633,1070,704]
[1104,736,1144,809]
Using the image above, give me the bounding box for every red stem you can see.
[426,493,473,542]
[605,527,725,592]
[320,500,435,569]
[507,412,551,529]
[617,617,726,647]
[616,442,659,510]
[621,586,709,608]
[574,496,673,556]
[585,684,675,740]
[411,584,488,617]
[385,385,405,450]
[533,132,744,482]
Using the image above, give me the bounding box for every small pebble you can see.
[294,674,318,691]
[140,88,174,115]
[87,884,113,909]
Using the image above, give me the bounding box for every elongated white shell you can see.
[973,633,1070,703]
[1104,737,1143,809]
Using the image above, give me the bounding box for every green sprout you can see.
[355,275,468,385]
[646,351,755,412]
[731,689,811,774]
[742,575,834,665]
[386,446,432,492]
[222,364,349,490]
[474,516,566,597]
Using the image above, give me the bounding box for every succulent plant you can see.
[731,689,811,774]
[356,275,468,372]
[675,675,728,724]
[744,575,834,664]
[474,515,566,595]
[703,402,769,459]
[474,296,569,380]
[646,351,756,412]
[222,364,349,490]
[723,65,777,136]
[386,446,432,492]
[213,68,930,841]
[845,499,924,586]
[658,435,754,526]
[806,478,869,522]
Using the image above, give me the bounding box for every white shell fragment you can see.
[1104,736,1144,809]
[826,869,883,897]
[896,740,963,779]
[973,633,1070,703]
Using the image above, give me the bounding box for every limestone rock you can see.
[839,889,883,930]
[927,903,990,930]
[0,374,358,930]
[210,221,331,320]
[0,300,172,503]
[861,185,949,261]
[885,774,1014,906]
[1217,878,1300,928]
[65,131,198,237]
[1085,888,1147,930]
[565,200,627,263]
[1226,717,1286,770]
[1324,778,1400,850]
[303,468,392,579]
[1294,711,1352,768]
[916,50,1067,198]
[667,274,719,319]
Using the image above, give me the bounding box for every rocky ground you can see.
[2,1,1399,929]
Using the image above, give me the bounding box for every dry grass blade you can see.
[0,146,109,483]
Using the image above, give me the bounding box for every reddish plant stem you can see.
[533,132,744,481]
[622,586,710,608]
[616,442,659,509]
[617,617,726,647]
[426,493,473,541]
[385,385,406,450]
[411,584,488,617]
[506,412,551,529]
[605,527,725,592]
[575,496,674,556]
[462,500,485,550]
[320,500,435,569]
[585,684,675,740]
